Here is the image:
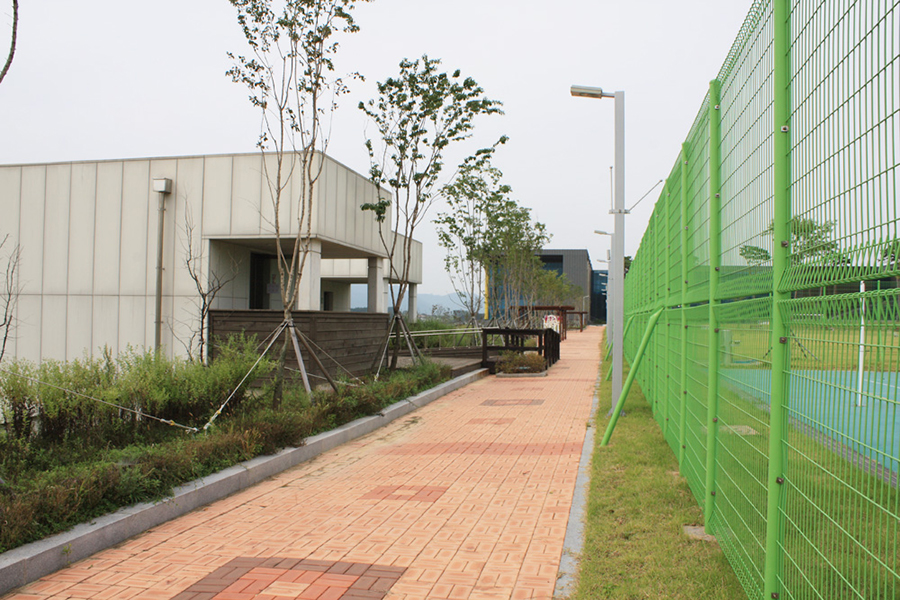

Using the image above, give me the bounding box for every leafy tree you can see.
[434,158,509,324]
[739,244,771,267]
[479,199,550,326]
[0,0,17,85]
[739,217,841,267]
[360,55,503,367]
[533,269,579,308]
[882,238,900,292]
[227,0,367,400]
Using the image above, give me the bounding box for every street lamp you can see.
[575,85,627,414]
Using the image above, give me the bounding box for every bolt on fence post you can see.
[704,79,723,534]
[679,142,690,470]
[764,0,792,596]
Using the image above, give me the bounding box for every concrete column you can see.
[367,257,385,313]
[407,283,418,323]
[295,239,322,310]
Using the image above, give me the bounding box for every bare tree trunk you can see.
[0,235,21,363]
[0,0,18,86]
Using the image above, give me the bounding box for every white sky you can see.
[0,0,752,296]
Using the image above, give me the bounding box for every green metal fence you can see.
[621,1,899,598]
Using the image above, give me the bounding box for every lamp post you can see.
[151,177,173,354]
[575,85,627,414]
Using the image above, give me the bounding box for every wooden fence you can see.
[209,310,390,380]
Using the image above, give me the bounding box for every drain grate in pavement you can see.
[480,399,544,406]
[172,557,405,599]
[361,485,449,503]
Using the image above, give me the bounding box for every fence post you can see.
[663,179,672,439]
[679,142,690,469]
[763,0,792,597]
[704,80,722,533]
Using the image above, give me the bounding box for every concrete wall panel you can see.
[259,153,288,236]
[172,157,206,297]
[169,295,199,357]
[118,295,148,352]
[119,161,150,296]
[68,163,97,295]
[320,158,337,239]
[93,162,123,295]
[40,295,66,360]
[15,294,41,361]
[231,155,262,235]
[18,166,46,295]
[42,164,71,295]
[0,167,21,243]
[65,295,93,360]
[208,241,251,311]
[92,295,119,356]
[201,156,232,235]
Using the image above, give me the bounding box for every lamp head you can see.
[571,85,615,99]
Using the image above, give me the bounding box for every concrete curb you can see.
[0,369,488,596]
[554,368,601,598]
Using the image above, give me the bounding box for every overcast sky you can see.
[0,0,753,296]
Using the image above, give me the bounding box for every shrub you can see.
[496,351,547,374]
[0,357,451,554]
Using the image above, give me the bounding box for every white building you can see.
[0,152,422,363]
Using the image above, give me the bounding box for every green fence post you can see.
[763,0,791,596]
[679,142,690,469]
[663,179,672,439]
[704,79,722,533]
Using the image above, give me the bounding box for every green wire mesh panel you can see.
[617,1,899,598]
[667,163,685,298]
[682,304,711,504]
[663,312,683,456]
[685,105,713,306]
[778,291,899,600]
[783,1,900,294]
[717,0,776,302]
[710,297,773,599]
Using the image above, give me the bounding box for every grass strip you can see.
[571,364,745,599]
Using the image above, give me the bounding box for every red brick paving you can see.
[2,327,601,600]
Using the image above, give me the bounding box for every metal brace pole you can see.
[601,308,664,446]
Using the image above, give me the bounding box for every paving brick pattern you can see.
[3,328,601,600]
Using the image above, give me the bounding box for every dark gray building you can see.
[537,249,606,321]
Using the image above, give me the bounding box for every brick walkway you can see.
[3,327,601,600]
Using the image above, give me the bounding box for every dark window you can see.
[249,253,275,309]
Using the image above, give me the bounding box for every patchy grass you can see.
[570,366,745,599]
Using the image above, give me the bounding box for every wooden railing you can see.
[480,327,561,370]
